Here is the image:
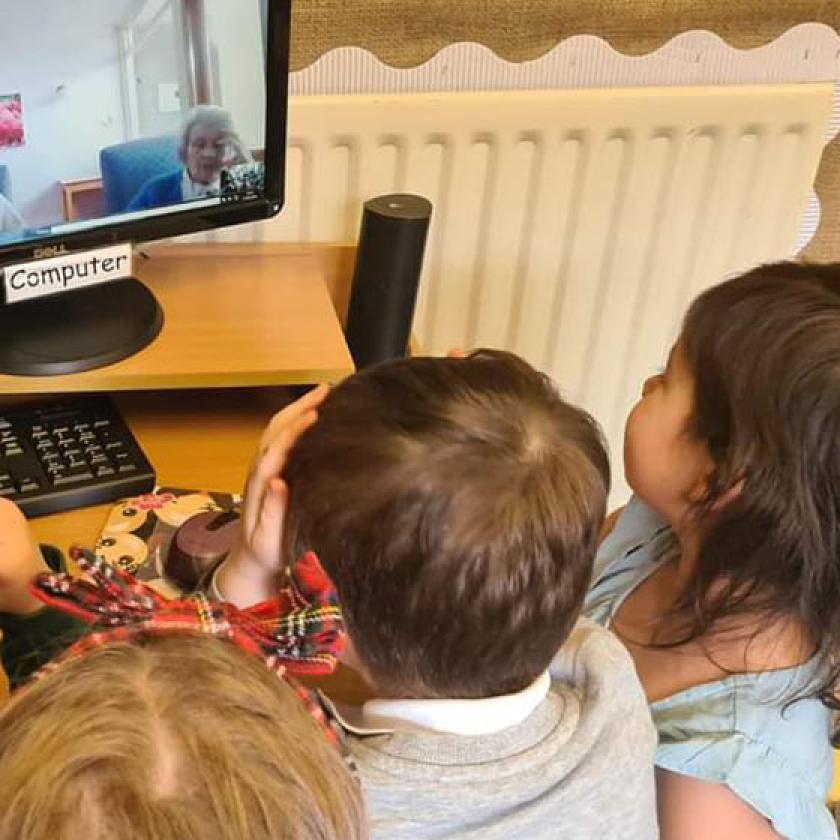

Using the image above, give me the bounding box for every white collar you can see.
[324,670,550,737]
[182,169,220,200]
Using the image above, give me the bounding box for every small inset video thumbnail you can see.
[220,162,265,202]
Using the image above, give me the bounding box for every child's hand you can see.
[217,385,329,608]
[0,498,50,615]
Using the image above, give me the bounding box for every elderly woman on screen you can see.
[127,106,251,212]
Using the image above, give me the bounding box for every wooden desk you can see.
[61,178,105,222]
[13,244,366,700]
[9,243,353,538]
[0,244,355,394]
[26,385,372,703]
[28,387,288,550]
[0,242,342,529]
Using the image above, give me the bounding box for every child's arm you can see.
[0,499,89,686]
[0,498,50,616]
[656,768,783,840]
[216,385,329,609]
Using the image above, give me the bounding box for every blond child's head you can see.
[0,634,367,840]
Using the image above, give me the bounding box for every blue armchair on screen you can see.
[99,136,181,214]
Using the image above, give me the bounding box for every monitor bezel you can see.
[0,0,290,268]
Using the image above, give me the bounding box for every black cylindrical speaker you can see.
[345,193,432,369]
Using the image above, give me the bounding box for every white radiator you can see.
[204,83,834,501]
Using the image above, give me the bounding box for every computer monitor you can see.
[0,0,290,375]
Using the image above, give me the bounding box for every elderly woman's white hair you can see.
[177,105,250,163]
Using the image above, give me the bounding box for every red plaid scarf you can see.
[29,548,345,744]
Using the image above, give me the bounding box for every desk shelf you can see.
[0,244,354,394]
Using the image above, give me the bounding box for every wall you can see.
[0,0,133,227]
[132,4,184,139]
[288,0,840,263]
[205,0,266,150]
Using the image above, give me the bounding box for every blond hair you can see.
[0,635,367,840]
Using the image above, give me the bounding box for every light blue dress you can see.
[585,496,837,840]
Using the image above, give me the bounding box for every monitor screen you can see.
[0,0,287,260]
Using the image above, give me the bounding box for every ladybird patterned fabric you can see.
[95,488,241,598]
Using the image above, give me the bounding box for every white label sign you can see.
[3,244,133,304]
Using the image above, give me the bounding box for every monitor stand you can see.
[0,278,164,376]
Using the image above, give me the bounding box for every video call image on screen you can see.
[0,0,268,246]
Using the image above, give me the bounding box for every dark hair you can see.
[679,262,840,718]
[283,350,609,699]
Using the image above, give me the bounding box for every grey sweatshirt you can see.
[342,618,659,839]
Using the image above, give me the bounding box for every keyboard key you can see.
[53,471,94,486]
[0,397,153,517]
[14,473,40,487]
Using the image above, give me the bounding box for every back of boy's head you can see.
[284,350,610,699]
[0,635,366,840]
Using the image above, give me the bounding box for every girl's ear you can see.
[689,475,745,512]
[710,478,745,513]
[687,469,745,513]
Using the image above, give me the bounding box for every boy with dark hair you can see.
[219,350,658,840]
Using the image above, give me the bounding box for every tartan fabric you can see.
[28,548,346,745]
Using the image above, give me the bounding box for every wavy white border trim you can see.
[290,24,840,254]
[290,25,840,96]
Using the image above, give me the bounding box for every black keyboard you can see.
[0,397,155,518]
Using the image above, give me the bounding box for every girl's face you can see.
[624,340,715,525]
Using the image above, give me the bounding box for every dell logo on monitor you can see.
[32,245,69,259]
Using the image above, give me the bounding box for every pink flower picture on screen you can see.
[0,94,24,148]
